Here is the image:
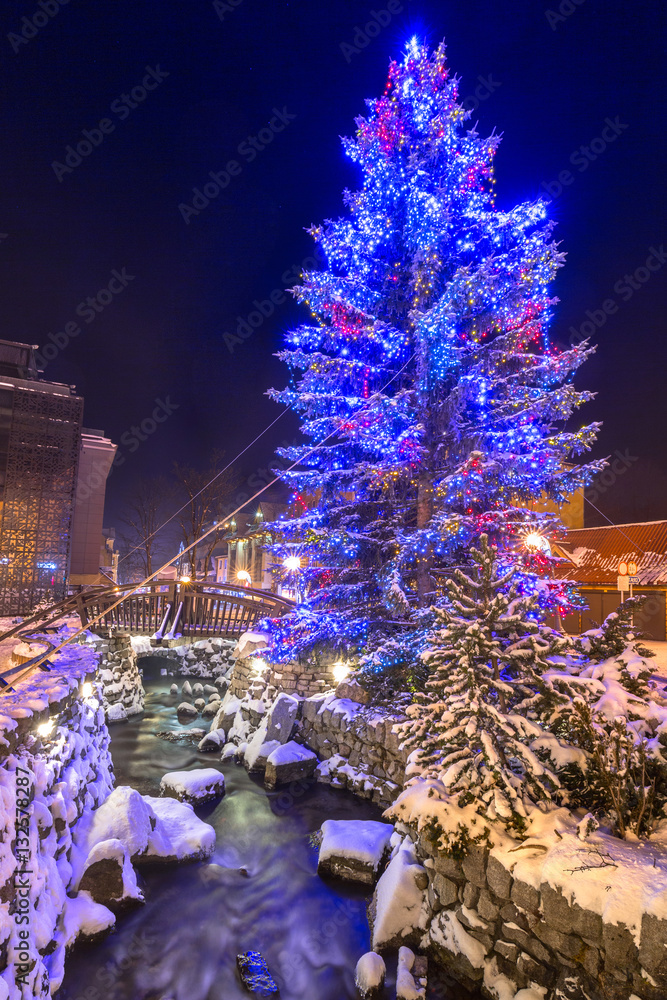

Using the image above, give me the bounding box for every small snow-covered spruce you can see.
[398,535,568,838]
[577,596,655,681]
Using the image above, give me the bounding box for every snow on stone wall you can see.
[0,641,114,998]
[83,633,145,721]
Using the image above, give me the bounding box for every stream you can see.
[56,673,477,1000]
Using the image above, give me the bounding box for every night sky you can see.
[0,0,664,531]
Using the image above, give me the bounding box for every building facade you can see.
[0,341,84,614]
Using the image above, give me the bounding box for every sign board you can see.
[617,575,629,592]
[627,561,638,576]
[618,561,628,576]
[629,576,640,585]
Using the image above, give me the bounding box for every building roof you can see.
[553,521,667,586]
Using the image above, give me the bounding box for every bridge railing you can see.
[76,579,293,639]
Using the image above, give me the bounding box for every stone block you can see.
[532,920,581,960]
[477,889,500,923]
[461,846,488,889]
[517,951,553,988]
[494,940,518,963]
[432,873,459,907]
[602,922,636,973]
[511,878,540,914]
[639,913,667,980]
[540,883,602,945]
[486,855,512,900]
[463,883,480,909]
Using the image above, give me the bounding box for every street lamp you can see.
[524,532,548,552]
[237,569,251,586]
[283,555,301,572]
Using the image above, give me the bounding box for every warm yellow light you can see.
[333,660,351,684]
[179,575,191,584]
[37,720,54,738]
[252,657,267,675]
[524,532,546,551]
[237,570,251,584]
[283,555,301,572]
[81,682,93,698]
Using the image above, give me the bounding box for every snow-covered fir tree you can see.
[265,38,603,666]
[397,535,568,834]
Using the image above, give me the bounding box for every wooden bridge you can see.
[0,580,293,688]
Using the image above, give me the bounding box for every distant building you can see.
[69,430,118,587]
[0,339,116,613]
[553,521,667,640]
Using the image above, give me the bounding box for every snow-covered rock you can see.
[194,697,206,712]
[169,683,178,695]
[202,700,221,719]
[318,819,393,885]
[144,796,216,862]
[106,702,128,722]
[62,892,116,948]
[159,768,226,804]
[245,737,281,774]
[182,680,193,697]
[354,951,386,998]
[369,836,429,949]
[176,701,198,718]
[85,786,155,861]
[396,946,427,1000]
[233,630,269,659]
[204,684,218,695]
[211,694,242,734]
[264,741,318,789]
[78,838,144,913]
[198,728,226,752]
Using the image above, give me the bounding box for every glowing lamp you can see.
[237,570,251,584]
[252,657,267,675]
[81,682,93,698]
[283,555,301,572]
[37,720,54,738]
[179,575,191,584]
[333,660,351,684]
[524,532,547,552]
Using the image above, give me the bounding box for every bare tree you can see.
[172,451,240,580]
[119,476,173,581]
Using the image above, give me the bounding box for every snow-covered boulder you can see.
[318,819,393,885]
[203,684,218,695]
[202,700,221,719]
[211,694,242,734]
[86,786,155,861]
[193,682,204,696]
[63,893,116,949]
[144,796,216,863]
[245,737,281,774]
[169,683,178,695]
[264,692,299,742]
[233,630,269,659]
[182,680,193,697]
[78,838,144,914]
[369,836,430,950]
[355,951,386,999]
[106,702,128,723]
[159,768,226,804]
[396,946,427,1000]
[264,741,318,789]
[198,728,226,752]
[177,701,198,718]
[194,698,206,712]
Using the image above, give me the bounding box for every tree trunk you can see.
[416,473,434,605]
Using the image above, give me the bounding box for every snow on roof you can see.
[553,521,667,586]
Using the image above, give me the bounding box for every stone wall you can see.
[399,830,667,1000]
[0,643,114,999]
[297,694,407,809]
[228,655,337,701]
[84,633,144,721]
[131,636,236,680]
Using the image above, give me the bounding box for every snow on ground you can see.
[320,819,393,872]
[647,641,667,680]
[159,768,225,804]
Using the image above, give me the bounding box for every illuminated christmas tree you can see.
[265,39,602,667]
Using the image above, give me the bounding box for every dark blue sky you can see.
[0,0,665,528]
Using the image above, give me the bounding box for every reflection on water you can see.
[56,676,478,1000]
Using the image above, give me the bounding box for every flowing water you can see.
[56,673,477,1000]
